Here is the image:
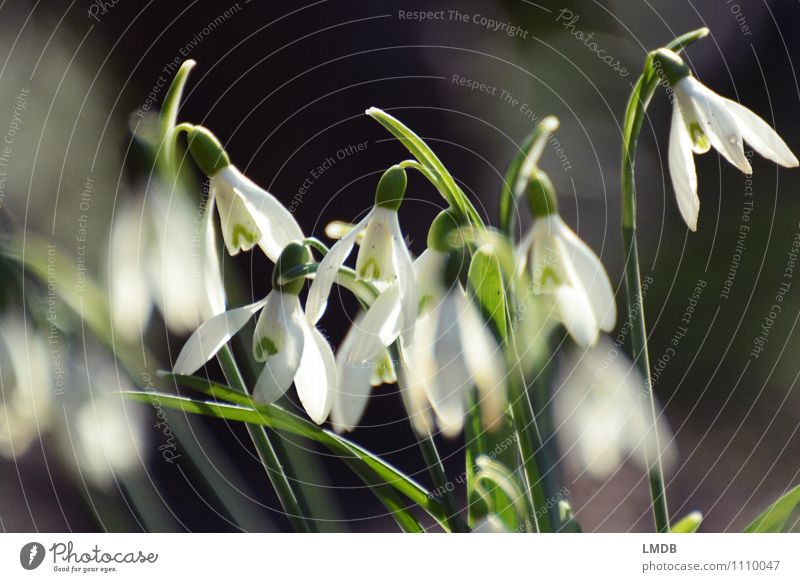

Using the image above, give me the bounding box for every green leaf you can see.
[744,486,800,533]
[366,107,483,228]
[467,246,508,341]
[123,383,446,531]
[671,511,702,533]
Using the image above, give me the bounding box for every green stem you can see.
[531,360,562,531]
[620,27,708,533]
[507,367,550,532]
[391,343,467,532]
[217,345,313,533]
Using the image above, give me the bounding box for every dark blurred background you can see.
[1,0,799,532]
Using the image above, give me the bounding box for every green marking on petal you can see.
[689,123,710,154]
[539,265,562,289]
[254,336,279,361]
[231,224,258,249]
[371,351,397,386]
[358,257,381,280]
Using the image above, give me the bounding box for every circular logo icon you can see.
[20,542,46,570]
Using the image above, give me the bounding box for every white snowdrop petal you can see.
[456,292,506,429]
[218,166,305,262]
[293,319,336,424]
[345,282,403,364]
[331,316,377,433]
[200,195,228,318]
[669,103,700,231]
[356,207,397,286]
[556,220,617,331]
[429,296,469,436]
[212,174,262,256]
[252,295,305,404]
[414,249,447,316]
[306,213,370,324]
[390,212,419,345]
[108,199,154,341]
[684,78,752,174]
[173,297,268,375]
[555,286,599,348]
[723,98,799,168]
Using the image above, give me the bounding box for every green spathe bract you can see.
[374,165,407,210]
[272,242,311,295]
[187,125,231,176]
[526,168,558,218]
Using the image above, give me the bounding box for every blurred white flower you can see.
[657,48,799,231]
[108,185,225,341]
[519,214,615,348]
[64,350,147,489]
[0,315,53,458]
[553,337,676,479]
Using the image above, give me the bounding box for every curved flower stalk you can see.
[108,183,225,341]
[306,165,418,362]
[173,243,336,424]
[518,169,616,347]
[655,48,799,231]
[553,336,676,480]
[0,314,53,458]
[186,125,304,261]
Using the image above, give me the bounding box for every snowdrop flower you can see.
[553,336,676,479]
[108,185,225,341]
[518,170,616,347]
[0,315,53,458]
[405,211,506,437]
[306,166,417,363]
[187,126,303,260]
[655,48,798,231]
[174,242,336,424]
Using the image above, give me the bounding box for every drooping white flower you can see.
[306,166,417,363]
[656,48,799,231]
[402,248,506,437]
[173,242,336,424]
[0,315,53,459]
[553,337,676,479]
[188,126,304,261]
[519,214,616,348]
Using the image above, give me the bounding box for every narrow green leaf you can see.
[121,389,447,530]
[366,107,483,228]
[744,486,800,533]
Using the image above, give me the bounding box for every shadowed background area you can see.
[0,0,798,532]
